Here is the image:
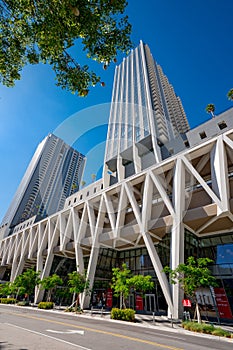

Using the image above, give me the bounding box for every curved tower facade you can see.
[104,41,189,186]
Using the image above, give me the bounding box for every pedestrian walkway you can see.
[134,313,180,329]
[81,308,233,334]
[2,304,233,342]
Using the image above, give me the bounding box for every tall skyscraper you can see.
[0,134,85,238]
[104,41,189,185]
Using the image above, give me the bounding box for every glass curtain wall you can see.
[49,230,233,318]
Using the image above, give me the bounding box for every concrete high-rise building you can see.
[1,41,233,321]
[0,134,85,238]
[104,41,190,185]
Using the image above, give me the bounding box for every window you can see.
[218,121,227,130]
[80,195,83,200]
[94,187,97,193]
[184,140,190,148]
[86,191,89,196]
[199,131,207,139]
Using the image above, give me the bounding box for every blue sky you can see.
[0,0,233,221]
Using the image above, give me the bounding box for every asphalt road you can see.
[0,305,232,350]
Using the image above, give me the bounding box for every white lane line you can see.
[47,329,84,335]
[5,323,91,350]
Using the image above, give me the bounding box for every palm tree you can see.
[227,88,233,101]
[71,183,77,191]
[205,103,215,118]
[91,174,96,183]
[81,180,86,188]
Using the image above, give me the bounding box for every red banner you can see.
[214,287,233,319]
[182,299,192,307]
[136,295,143,311]
[106,288,113,308]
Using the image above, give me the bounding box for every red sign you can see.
[214,287,233,319]
[182,299,192,307]
[106,288,113,308]
[136,295,143,311]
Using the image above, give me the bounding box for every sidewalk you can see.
[2,304,233,342]
[80,308,233,334]
[82,309,178,328]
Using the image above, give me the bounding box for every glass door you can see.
[145,294,156,312]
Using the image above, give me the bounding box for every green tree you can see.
[0,281,17,297]
[205,103,215,118]
[13,268,41,300]
[81,180,86,188]
[68,270,89,311]
[128,274,154,295]
[91,174,96,183]
[39,274,63,302]
[227,88,233,101]
[111,264,154,309]
[71,183,78,190]
[111,263,132,309]
[0,0,132,96]
[163,257,217,323]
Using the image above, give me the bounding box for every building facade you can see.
[104,41,190,186]
[0,43,233,322]
[0,134,85,239]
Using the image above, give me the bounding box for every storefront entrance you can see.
[145,294,156,313]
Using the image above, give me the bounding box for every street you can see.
[0,305,232,350]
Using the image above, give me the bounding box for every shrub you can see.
[0,298,16,304]
[65,306,75,312]
[182,321,192,330]
[201,324,215,334]
[17,300,30,306]
[189,322,203,333]
[65,306,83,313]
[182,321,232,338]
[211,328,231,338]
[182,321,202,332]
[121,308,135,322]
[38,301,54,309]
[111,308,122,320]
[111,308,135,322]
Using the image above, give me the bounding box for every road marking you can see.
[5,323,91,350]
[7,312,183,350]
[47,329,84,335]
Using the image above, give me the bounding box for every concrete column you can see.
[0,266,6,280]
[171,157,185,319]
[133,144,142,173]
[81,198,105,309]
[141,173,173,315]
[211,136,229,214]
[142,231,173,314]
[117,155,125,181]
[81,245,100,309]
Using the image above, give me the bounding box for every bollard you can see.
[171,314,174,328]
[153,312,155,324]
[101,307,103,317]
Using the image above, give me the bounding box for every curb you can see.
[1,304,233,343]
